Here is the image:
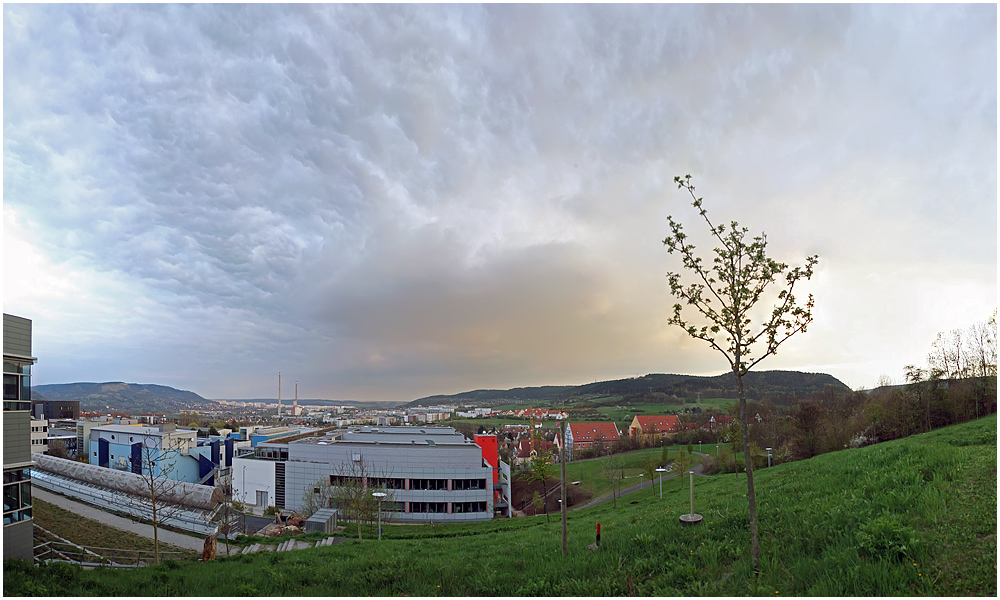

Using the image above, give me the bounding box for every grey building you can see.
[31,398,80,421]
[4,314,36,560]
[235,426,508,523]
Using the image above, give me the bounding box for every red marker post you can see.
[596,522,601,547]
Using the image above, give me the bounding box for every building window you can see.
[370,477,404,490]
[451,501,487,513]
[3,468,32,525]
[409,478,447,491]
[451,478,486,490]
[408,502,447,513]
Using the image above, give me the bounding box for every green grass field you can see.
[563,446,695,500]
[6,415,995,596]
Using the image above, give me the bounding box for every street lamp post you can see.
[698,440,702,453]
[372,492,386,540]
[715,444,719,457]
[655,467,667,499]
[766,447,772,469]
[639,473,644,490]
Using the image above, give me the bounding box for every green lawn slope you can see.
[6,415,995,596]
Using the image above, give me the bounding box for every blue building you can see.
[89,424,236,485]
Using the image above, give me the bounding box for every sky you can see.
[4,4,996,403]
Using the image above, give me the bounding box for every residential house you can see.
[514,437,557,466]
[564,422,620,459]
[627,415,681,444]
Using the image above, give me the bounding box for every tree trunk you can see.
[736,368,759,575]
[151,491,160,564]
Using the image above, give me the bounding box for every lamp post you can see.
[639,473,644,490]
[655,467,667,499]
[766,447,772,469]
[678,470,703,525]
[698,440,702,453]
[715,444,719,457]
[372,492,386,540]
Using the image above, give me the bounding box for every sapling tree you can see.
[663,174,818,574]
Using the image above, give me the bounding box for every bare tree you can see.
[301,478,337,518]
[329,457,397,540]
[663,175,818,574]
[119,431,197,563]
[600,451,624,508]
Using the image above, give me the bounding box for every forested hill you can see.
[32,382,216,413]
[407,370,850,407]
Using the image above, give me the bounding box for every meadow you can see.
[6,414,994,596]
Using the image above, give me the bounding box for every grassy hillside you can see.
[6,416,995,596]
[409,369,849,407]
[33,382,216,413]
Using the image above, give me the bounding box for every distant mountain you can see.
[407,370,851,407]
[32,382,216,414]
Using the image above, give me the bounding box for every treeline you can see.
[702,313,997,474]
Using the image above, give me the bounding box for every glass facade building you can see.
[3,313,37,560]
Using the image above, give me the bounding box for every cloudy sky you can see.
[4,4,996,403]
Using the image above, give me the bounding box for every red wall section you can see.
[474,434,498,484]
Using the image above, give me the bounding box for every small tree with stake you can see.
[663,174,818,575]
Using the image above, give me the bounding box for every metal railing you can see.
[33,540,184,568]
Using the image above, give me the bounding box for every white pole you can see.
[689,471,694,517]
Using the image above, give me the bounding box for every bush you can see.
[263,505,279,516]
[857,515,919,562]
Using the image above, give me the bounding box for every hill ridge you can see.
[407,369,850,407]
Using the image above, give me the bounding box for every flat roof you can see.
[91,424,195,436]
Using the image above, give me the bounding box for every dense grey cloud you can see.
[4,4,995,401]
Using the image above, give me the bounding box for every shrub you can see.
[856,515,919,562]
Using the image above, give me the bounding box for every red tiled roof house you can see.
[628,415,681,444]
[564,422,619,459]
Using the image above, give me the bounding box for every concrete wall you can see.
[3,314,32,357]
[3,519,33,560]
[232,457,276,507]
[4,412,31,465]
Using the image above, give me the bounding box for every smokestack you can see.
[294,381,298,416]
[278,372,282,417]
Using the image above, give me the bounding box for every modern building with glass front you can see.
[4,313,37,560]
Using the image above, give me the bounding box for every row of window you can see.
[329,476,487,491]
[408,501,487,514]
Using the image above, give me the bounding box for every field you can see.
[587,398,733,424]
[562,446,697,500]
[6,415,995,596]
